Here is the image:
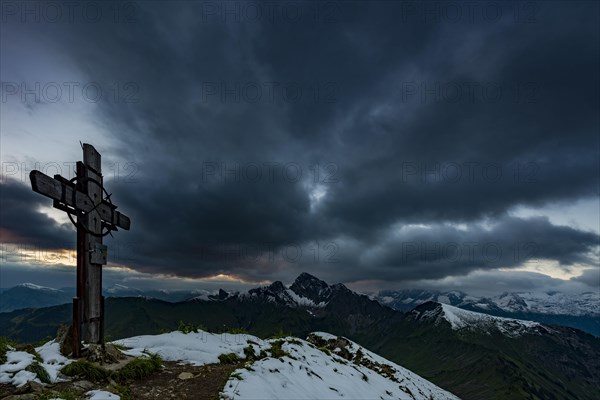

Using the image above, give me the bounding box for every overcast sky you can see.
[1,1,598,296]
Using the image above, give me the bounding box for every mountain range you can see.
[0,283,209,313]
[375,288,600,315]
[1,272,599,400]
[374,289,599,336]
[2,277,598,336]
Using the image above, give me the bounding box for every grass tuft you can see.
[38,390,78,400]
[115,353,162,382]
[61,353,162,384]
[25,361,51,384]
[178,320,208,334]
[60,360,112,382]
[269,329,290,339]
[218,353,241,364]
[318,346,331,356]
[20,344,43,363]
[230,372,243,380]
[269,340,289,359]
[226,327,248,334]
[0,337,16,364]
[111,343,130,351]
[243,345,256,360]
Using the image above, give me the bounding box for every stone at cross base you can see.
[56,324,126,364]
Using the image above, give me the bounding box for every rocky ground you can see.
[0,360,242,399]
[125,360,242,400]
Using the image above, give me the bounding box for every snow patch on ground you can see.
[0,351,37,386]
[0,340,72,386]
[35,340,73,383]
[86,390,121,399]
[113,331,271,366]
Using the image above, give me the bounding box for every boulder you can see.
[178,372,194,380]
[55,324,74,357]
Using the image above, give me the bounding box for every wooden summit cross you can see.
[30,143,131,357]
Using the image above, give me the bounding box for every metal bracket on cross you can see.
[30,169,130,233]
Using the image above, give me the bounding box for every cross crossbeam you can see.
[30,170,130,230]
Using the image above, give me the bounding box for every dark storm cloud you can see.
[320,216,599,283]
[0,179,74,248]
[2,1,599,283]
[348,270,599,297]
[571,268,600,288]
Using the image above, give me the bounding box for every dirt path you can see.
[127,361,243,400]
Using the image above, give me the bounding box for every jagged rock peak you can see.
[409,301,444,319]
[268,281,286,292]
[292,272,328,288]
[290,273,331,303]
[330,283,351,292]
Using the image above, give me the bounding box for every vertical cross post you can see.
[80,144,104,344]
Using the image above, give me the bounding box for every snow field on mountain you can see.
[116,330,459,399]
[220,332,459,400]
[440,303,540,336]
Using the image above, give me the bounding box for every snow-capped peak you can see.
[16,283,60,292]
[375,289,600,316]
[105,284,143,295]
[289,272,332,304]
[440,303,541,336]
[236,274,334,310]
[113,284,129,289]
[411,302,545,337]
[183,273,372,311]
